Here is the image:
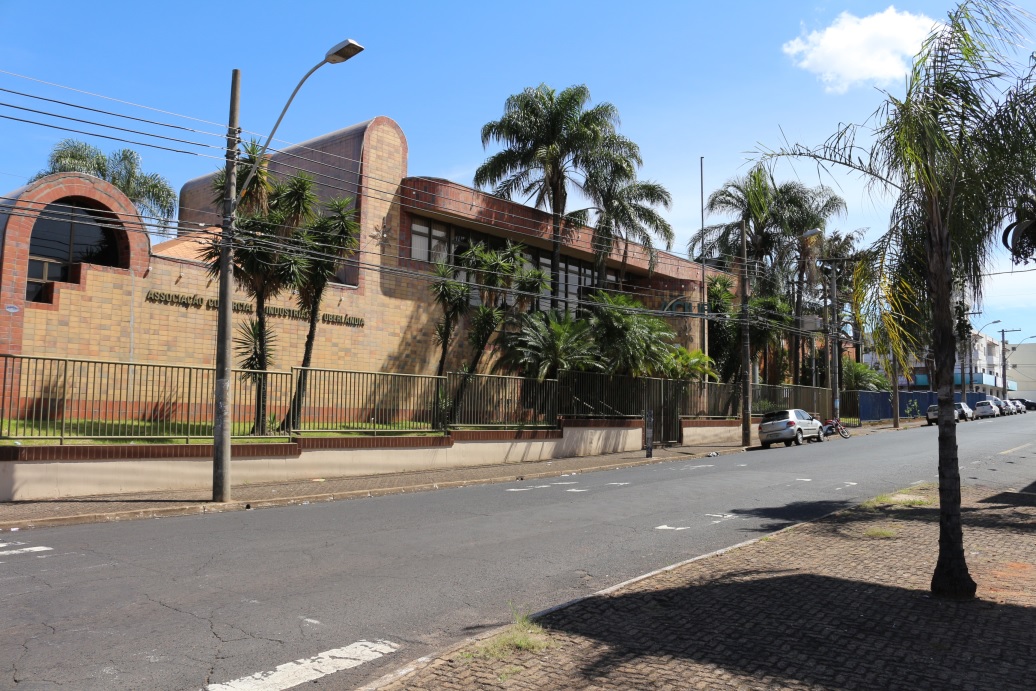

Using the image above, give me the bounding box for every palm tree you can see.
[691,165,811,297]
[282,197,360,431]
[762,0,1036,597]
[429,262,471,376]
[32,139,177,227]
[199,175,314,434]
[497,311,601,381]
[841,360,891,391]
[585,292,676,377]
[780,187,847,383]
[585,161,674,289]
[475,84,639,308]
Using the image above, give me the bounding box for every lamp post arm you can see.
[237,59,327,203]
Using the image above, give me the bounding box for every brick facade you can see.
[3,117,730,375]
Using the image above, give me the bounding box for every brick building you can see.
[2,116,723,374]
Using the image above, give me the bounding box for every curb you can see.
[0,447,748,531]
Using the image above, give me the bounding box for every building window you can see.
[26,200,122,302]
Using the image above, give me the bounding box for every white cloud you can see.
[783,6,938,94]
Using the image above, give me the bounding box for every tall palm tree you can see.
[32,139,177,227]
[779,187,847,383]
[690,165,810,297]
[199,174,314,434]
[283,197,360,431]
[585,161,674,289]
[475,84,639,308]
[763,0,1036,598]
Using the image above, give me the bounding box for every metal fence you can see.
[291,367,444,433]
[447,372,558,427]
[0,352,836,442]
[0,354,294,442]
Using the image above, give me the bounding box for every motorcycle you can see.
[822,418,852,439]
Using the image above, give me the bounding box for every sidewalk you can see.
[0,418,925,531]
[369,482,1036,690]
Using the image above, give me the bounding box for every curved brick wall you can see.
[0,173,149,354]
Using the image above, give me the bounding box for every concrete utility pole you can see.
[699,156,708,357]
[829,263,840,423]
[1001,327,1020,399]
[213,69,240,503]
[740,220,751,446]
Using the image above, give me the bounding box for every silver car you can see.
[758,409,824,449]
[974,400,999,418]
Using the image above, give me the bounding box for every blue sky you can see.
[2,0,1035,343]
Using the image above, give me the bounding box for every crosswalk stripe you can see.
[0,546,52,556]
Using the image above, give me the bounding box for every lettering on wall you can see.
[144,290,363,327]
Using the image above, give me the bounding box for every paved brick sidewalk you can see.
[371,484,1036,690]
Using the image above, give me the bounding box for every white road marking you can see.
[0,542,25,548]
[683,465,714,470]
[300,617,321,625]
[505,488,532,492]
[999,442,1032,455]
[796,478,812,482]
[844,482,857,486]
[0,546,52,557]
[566,489,588,492]
[655,525,690,531]
[551,482,578,485]
[607,482,630,486]
[205,639,398,691]
[533,485,552,488]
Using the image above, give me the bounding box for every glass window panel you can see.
[54,263,69,282]
[411,219,430,261]
[25,282,45,302]
[430,222,449,264]
[71,222,118,265]
[29,215,72,261]
[334,258,360,286]
[27,260,45,280]
[411,232,429,261]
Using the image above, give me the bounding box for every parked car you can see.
[974,400,1000,418]
[988,396,1011,415]
[758,409,824,448]
[954,402,974,421]
[926,404,960,425]
[1018,398,1036,411]
[1008,399,1026,414]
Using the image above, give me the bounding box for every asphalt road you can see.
[2,415,1034,690]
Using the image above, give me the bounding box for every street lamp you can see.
[212,39,364,503]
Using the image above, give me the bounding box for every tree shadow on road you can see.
[539,570,1036,689]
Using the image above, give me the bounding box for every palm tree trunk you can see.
[254,293,268,436]
[551,212,562,310]
[619,239,630,290]
[436,322,452,377]
[283,296,321,433]
[927,220,976,599]
[792,258,805,385]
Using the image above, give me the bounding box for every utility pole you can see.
[213,69,240,502]
[1000,328,1020,399]
[829,262,840,422]
[699,156,708,357]
[740,220,751,446]
[891,354,900,429]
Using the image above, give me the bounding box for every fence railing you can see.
[291,367,444,433]
[1,352,840,442]
[0,354,293,441]
[447,372,557,427]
